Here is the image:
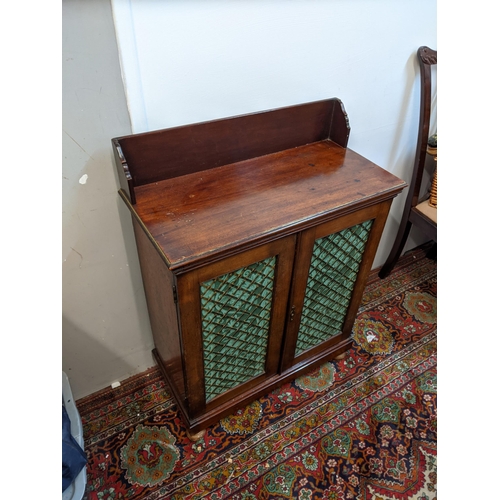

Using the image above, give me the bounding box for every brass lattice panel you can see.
[295,220,373,356]
[200,257,276,402]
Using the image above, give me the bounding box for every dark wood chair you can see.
[379,46,437,279]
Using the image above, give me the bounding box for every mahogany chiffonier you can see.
[112,98,406,437]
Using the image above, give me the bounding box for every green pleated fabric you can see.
[200,257,276,402]
[295,219,373,356]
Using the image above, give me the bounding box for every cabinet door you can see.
[177,235,296,417]
[281,202,391,371]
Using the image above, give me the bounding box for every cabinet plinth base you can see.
[154,338,354,435]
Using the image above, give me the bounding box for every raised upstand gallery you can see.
[112,98,406,437]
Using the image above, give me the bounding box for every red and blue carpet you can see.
[77,245,437,499]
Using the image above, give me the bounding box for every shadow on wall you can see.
[62,143,155,400]
[385,53,421,179]
[372,50,436,268]
[62,314,153,401]
[387,50,436,198]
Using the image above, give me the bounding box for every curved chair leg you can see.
[378,220,413,279]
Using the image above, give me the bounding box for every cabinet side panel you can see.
[131,218,186,400]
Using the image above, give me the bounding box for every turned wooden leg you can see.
[186,428,206,442]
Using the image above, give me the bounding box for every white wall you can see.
[112,0,437,267]
[62,0,155,399]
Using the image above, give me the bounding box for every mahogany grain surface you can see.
[133,140,405,270]
[114,98,347,189]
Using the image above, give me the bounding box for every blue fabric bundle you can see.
[62,405,87,492]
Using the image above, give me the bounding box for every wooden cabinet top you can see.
[113,99,406,271]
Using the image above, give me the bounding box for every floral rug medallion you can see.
[296,362,336,392]
[220,400,263,435]
[353,314,394,355]
[120,424,180,487]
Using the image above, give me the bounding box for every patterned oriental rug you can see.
[77,245,437,500]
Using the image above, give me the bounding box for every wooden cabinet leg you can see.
[186,428,206,442]
[334,352,347,360]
